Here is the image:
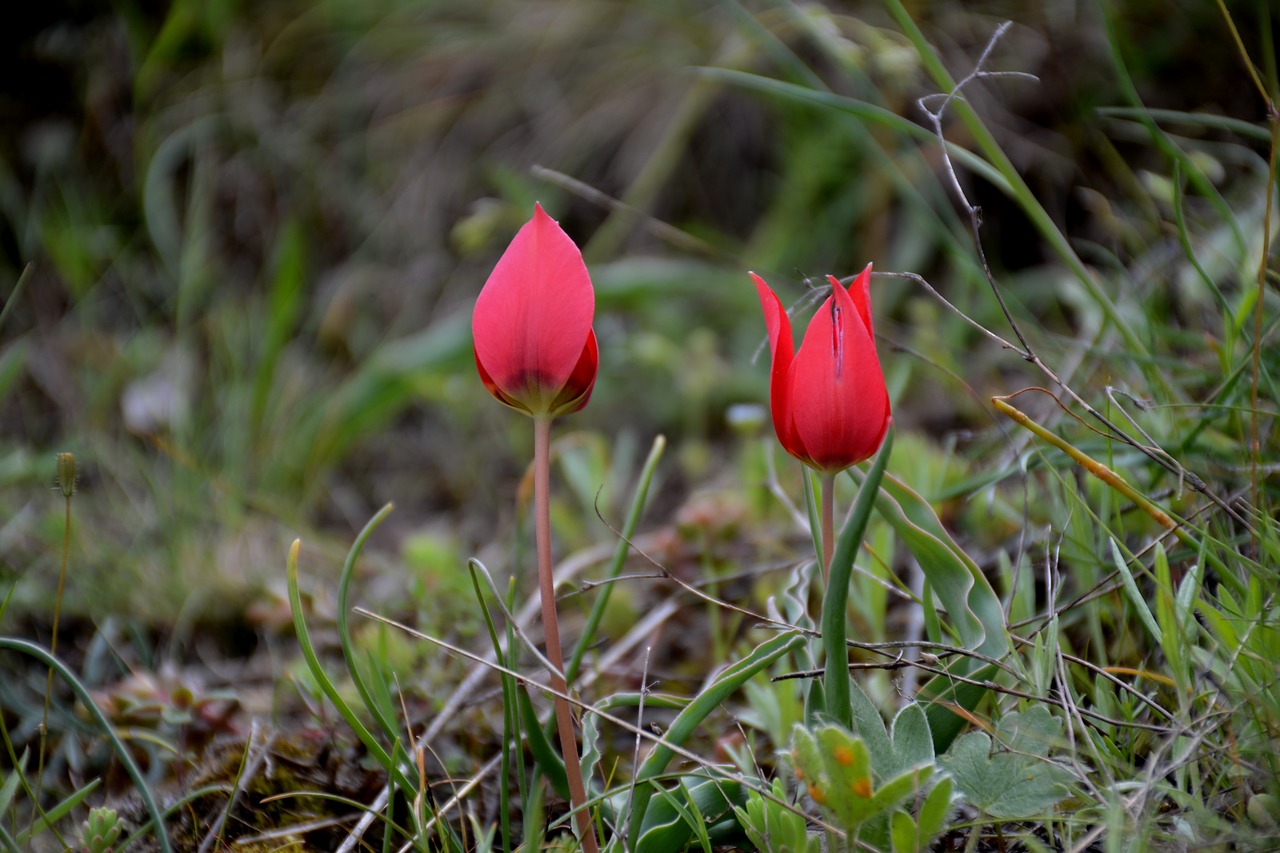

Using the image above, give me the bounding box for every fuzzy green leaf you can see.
[939,708,1073,819]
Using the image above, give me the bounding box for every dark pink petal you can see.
[547,329,599,417]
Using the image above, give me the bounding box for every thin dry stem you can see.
[915,22,1253,534]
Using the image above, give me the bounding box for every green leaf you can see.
[0,638,171,853]
[824,433,895,729]
[626,631,805,850]
[918,775,954,837]
[18,780,102,845]
[337,504,399,744]
[635,774,746,853]
[1109,538,1162,644]
[872,475,1007,750]
[1153,542,1187,687]
[888,703,934,774]
[938,708,1073,819]
[890,810,918,853]
[790,724,932,840]
[286,540,415,795]
[876,475,1006,659]
[848,674,893,777]
[0,751,27,815]
[733,778,818,853]
[566,434,666,686]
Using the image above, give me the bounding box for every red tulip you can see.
[473,203,599,418]
[752,265,890,474]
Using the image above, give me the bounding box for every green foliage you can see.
[889,776,952,853]
[623,631,806,852]
[733,778,819,853]
[630,773,749,853]
[5,0,1280,849]
[789,723,933,850]
[822,433,894,730]
[938,707,1075,820]
[81,806,123,853]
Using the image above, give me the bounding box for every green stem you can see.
[533,417,599,853]
[36,491,71,810]
[820,472,835,581]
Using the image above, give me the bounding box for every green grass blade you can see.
[1108,538,1162,645]
[519,684,568,800]
[626,630,805,850]
[884,0,1149,360]
[337,503,400,744]
[250,218,307,444]
[0,264,32,334]
[0,638,171,853]
[0,750,26,815]
[286,540,416,794]
[566,434,666,686]
[467,560,518,853]
[16,779,101,845]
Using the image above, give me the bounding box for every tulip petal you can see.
[473,203,596,413]
[547,328,599,416]
[786,274,890,472]
[751,273,804,460]
[847,263,875,340]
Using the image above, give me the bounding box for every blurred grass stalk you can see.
[35,453,78,825]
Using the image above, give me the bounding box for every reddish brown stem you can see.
[533,416,599,853]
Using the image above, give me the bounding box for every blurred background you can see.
[1,0,1275,645]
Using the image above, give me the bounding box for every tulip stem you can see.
[533,416,599,853]
[820,472,836,582]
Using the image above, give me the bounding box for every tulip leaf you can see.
[581,691,689,818]
[633,773,748,853]
[869,474,1008,750]
[876,474,1006,658]
[625,630,805,851]
[824,432,895,730]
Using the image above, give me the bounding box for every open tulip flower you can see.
[752,265,890,475]
[473,202,598,419]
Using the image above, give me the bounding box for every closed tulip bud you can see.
[472,203,598,419]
